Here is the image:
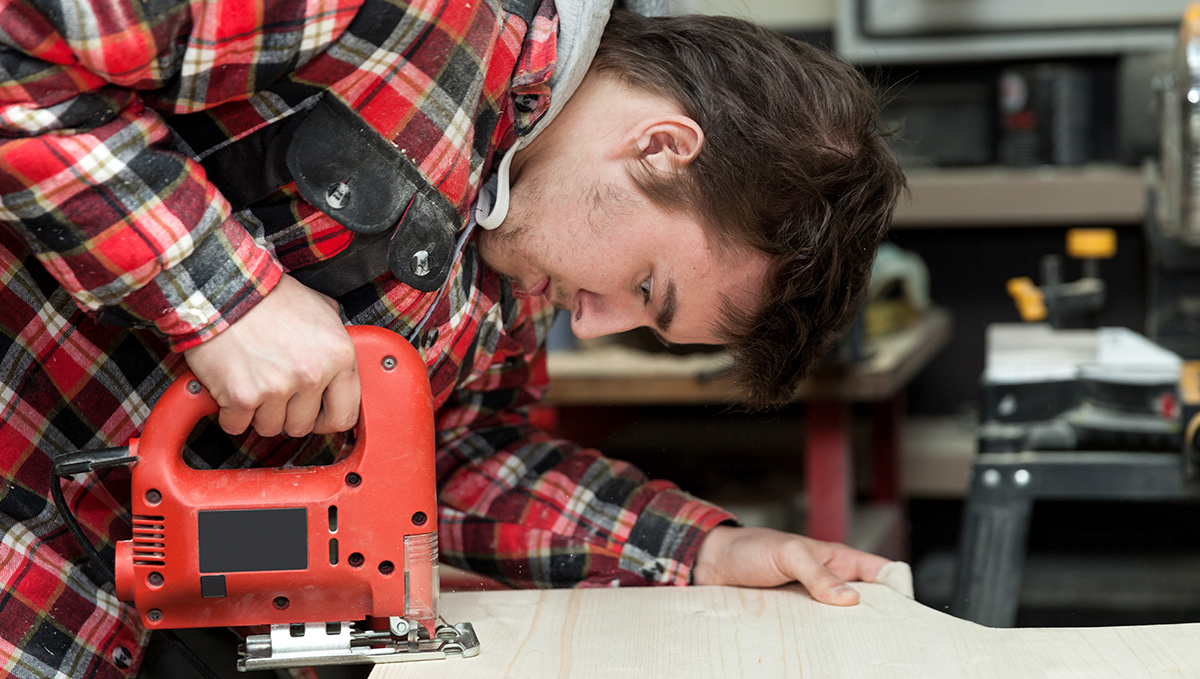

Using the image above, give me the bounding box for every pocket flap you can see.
[287,94,415,235]
[287,94,459,292]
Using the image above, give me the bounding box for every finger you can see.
[783,542,859,606]
[842,552,891,583]
[214,385,259,436]
[250,397,289,438]
[814,540,892,583]
[798,564,858,606]
[313,365,361,434]
[283,387,325,438]
[217,404,255,437]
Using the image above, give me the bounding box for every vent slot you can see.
[132,515,166,566]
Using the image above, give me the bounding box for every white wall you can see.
[671,0,835,31]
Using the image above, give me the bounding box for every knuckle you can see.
[331,340,357,369]
[779,538,816,563]
[293,365,323,391]
[223,387,259,411]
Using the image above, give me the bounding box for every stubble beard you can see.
[548,283,572,312]
[475,209,529,279]
[477,167,578,312]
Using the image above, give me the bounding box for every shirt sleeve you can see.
[433,322,738,588]
[0,0,357,350]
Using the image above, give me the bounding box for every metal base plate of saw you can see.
[239,619,480,670]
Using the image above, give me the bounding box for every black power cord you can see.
[50,447,133,585]
[51,448,224,679]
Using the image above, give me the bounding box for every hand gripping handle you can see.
[134,325,433,480]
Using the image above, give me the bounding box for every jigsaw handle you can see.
[137,324,432,473]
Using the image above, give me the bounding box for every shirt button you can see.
[112,646,132,669]
[514,94,537,113]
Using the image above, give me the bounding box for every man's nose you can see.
[569,292,643,340]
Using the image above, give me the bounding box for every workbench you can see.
[371,579,1200,679]
[542,308,952,552]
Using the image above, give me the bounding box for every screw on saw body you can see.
[145,489,162,505]
[382,356,397,371]
[187,380,202,395]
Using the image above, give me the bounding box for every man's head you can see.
[478,11,903,409]
[478,68,771,347]
[589,11,905,408]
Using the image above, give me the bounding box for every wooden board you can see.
[373,581,1200,679]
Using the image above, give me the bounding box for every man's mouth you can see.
[527,277,550,297]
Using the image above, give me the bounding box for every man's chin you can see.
[474,227,526,279]
[473,238,509,278]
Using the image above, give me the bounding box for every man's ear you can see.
[634,116,704,173]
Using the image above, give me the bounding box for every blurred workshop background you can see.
[539,0,1200,629]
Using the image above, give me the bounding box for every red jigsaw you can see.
[110,325,478,670]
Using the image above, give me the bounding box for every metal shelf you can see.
[892,165,1147,228]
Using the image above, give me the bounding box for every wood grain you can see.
[373,583,1200,679]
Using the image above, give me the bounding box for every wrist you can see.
[692,524,735,586]
[148,220,283,352]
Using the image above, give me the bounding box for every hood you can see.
[477,0,615,229]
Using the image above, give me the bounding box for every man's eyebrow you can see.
[655,279,677,334]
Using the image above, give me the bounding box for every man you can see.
[0,0,904,676]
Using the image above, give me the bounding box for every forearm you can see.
[0,71,285,348]
[0,0,369,346]
[435,419,736,588]
[0,116,284,348]
[429,308,743,588]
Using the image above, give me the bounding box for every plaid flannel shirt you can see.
[0,0,735,676]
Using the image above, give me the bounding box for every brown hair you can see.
[592,11,905,409]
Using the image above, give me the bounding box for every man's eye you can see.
[639,279,652,305]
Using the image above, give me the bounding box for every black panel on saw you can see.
[198,508,307,573]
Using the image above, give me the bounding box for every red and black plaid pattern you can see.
[0,0,363,351]
[0,0,736,676]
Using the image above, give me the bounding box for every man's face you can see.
[476,153,769,346]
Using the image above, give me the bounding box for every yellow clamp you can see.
[1066,228,1116,260]
[1006,277,1047,322]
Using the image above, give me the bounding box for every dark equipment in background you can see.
[1147,6,1200,360]
[948,6,1200,628]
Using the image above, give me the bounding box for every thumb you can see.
[792,560,859,606]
